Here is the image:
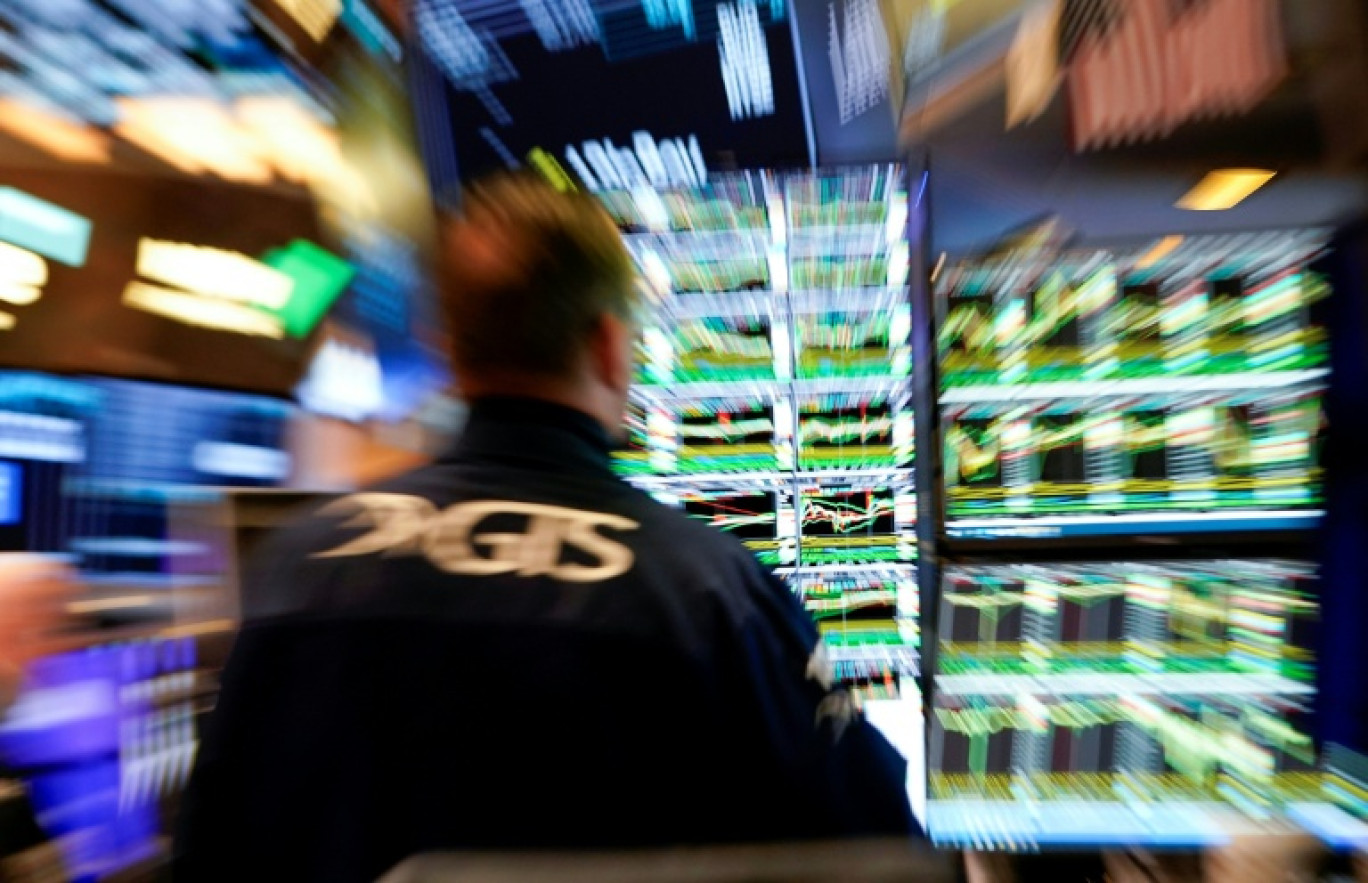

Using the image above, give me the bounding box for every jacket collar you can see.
[442,396,616,477]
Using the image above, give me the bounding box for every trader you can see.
[174,174,917,882]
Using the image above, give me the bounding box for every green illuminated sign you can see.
[259,240,355,338]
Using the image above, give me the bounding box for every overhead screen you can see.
[935,231,1330,541]
[428,0,812,180]
[0,0,447,407]
[0,172,324,395]
[922,230,1368,851]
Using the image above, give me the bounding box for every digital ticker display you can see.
[797,311,911,379]
[928,559,1324,848]
[798,398,910,470]
[943,387,1324,535]
[937,238,1331,540]
[608,166,918,710]
[937,264,1328,388]
[436,0,810,182]
[678,402,779,474]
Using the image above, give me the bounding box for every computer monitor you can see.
[926,557,1322,848]
[937,233,1330,542]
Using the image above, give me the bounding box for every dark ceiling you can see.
[906,0,1368,256]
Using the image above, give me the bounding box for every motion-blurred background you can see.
[0,0,1366,880]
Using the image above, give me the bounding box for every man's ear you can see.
[588,312,634,395]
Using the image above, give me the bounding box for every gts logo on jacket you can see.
[314,494,639,583]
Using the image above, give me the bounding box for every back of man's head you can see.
[439,175,639,411]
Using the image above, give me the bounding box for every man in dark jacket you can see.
[174,175,916,882]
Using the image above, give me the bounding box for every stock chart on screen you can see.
[799,484,915,566]
[937,232,1330,540]
[677,488,792,568]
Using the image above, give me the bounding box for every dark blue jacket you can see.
[174,398,916,882]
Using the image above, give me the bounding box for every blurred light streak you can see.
[1066,0,1287,150]
[0,242,47,306]
[159,619,236,639]
[718,0,775,121]
[0,100,111,164]
[67,595,155,614]
[930,251,946,284]
[137,239,295,311]
[828,0,891,124]
[272,0,344,42]
[122,282,286,338]
[114,98,274,184]
[1135,234,1184,268]
[0,187,92,267]
[234,96,346,186]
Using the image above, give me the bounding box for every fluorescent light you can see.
[0,242,47,303]
[1177,170,1276,211]
[123,282,285,338]
[0,100,110,165]
[271,0,343,42]
[1135,235,1184,269]
[115,98,274,184]
[137,239,295,310]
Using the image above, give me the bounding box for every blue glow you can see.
[642,0,695,39]
[0,461,19,524]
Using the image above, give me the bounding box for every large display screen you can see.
[0,171,327,395]
[609,165,918,705]
[679,487,793,567]
[430,0,811,181]
[70,378,293,583]
[936,233,1331,540]
[0,0,446,409]
[927,558,1326,847]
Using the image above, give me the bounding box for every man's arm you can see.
[707,562,920,840]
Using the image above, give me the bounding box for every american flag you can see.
[1063,0,1287,149]
[1058,0,1125,65]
